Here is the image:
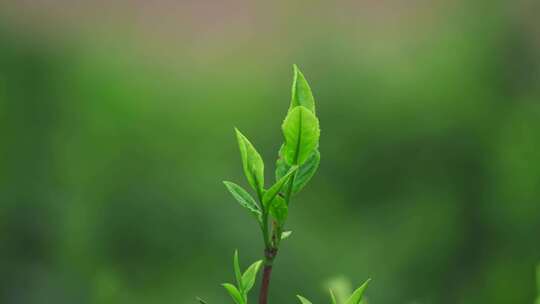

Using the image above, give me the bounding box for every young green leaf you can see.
[223,181,262,220]
[269,196,288,225]
[281,230,292,240]
[282,106,320,166]
[344,279,371,304]
[329,289,338,304]
[276,130,320,196]
[262,166,298,207]
[296,295,314,304]
[222,283,244,304]
[291,149,320,194]
[241,260,263,294]
[290,65,315,114]
[235,128,265,194]
[233,250,243,292]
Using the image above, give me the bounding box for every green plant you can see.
[199,65,370,304]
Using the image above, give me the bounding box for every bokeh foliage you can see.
[0,1,539,304]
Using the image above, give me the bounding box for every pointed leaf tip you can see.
[234,128,265,193]
[281,230,293,240]
[290,65,315,114]
[344,279,371,304]
[233,250,242,292]
[296,295,314,304]
[241,260,263,294]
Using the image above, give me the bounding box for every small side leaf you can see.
[262,166,297,207]
[344,279,371,304]
[281,231,292,240]
[290,65,316,114]
[241,260,263,294]
[296,295,314,304]
[269,196,288,225]
[233,250,243,292]
[281,106,320,166]
[222,283,244,304]
[235,128,265,194]
[223,181,262,220]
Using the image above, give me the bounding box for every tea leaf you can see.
[281,230,292,240]
[282,106,320,166]
[269,195,288,225]
[296,295,314,304]
[235,128,265,194]
[223,181,262,220]
[344,279,371,304]
[263,166,297,207]
[276,148,320,195]
[233,250,243,292]
[222,283,244,304]
[290,65,315,114]
[241,260,263,294]
[291,149,320,194]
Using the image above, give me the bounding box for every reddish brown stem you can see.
[258,264,273,304]
[259,247,278,304]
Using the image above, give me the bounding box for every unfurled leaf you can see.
[329,289,338,304]
[269,196,288,225]
[290,65,315,114]
[223,181,261,220]
[291,149,320,194]
[263,166,297,207]
[276,148,320,195]
[281,230,292,240]
[241,260,263,294]
[222,283,244,304]
[344,279,371,304]
[282,106,320,166]
[296,295,314,304]
[233,250,243,292]
[235,128,265,194]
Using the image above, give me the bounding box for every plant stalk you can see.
[259,247,277,304]
[258,264,273,304]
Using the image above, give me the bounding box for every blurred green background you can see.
[1,1,539,304]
